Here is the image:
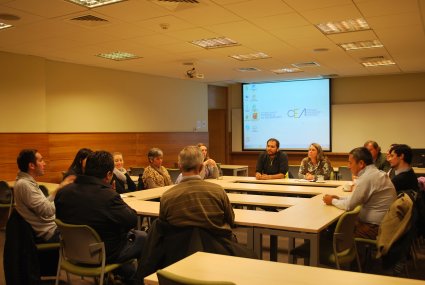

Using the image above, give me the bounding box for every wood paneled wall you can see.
[230,151,349,176]
[0,132,208,183]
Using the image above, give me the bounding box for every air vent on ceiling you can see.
[157,0,199,3]
[71,14,108,22]
[292,62,320,68]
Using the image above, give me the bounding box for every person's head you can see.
[266,138,280,156]
[17,149,46,177]
[113,152,124,169]
[386,143,398,161]
[69,148,93,175]
[348,147,373,176]
[197,143,209,161]
[147,148,163,168]
[364,140,381,160]
[178,146,204,173]
[84,151,114,182]
[388,144,413,169]
[308,143,324,161]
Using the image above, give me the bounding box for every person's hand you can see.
[204,159,217,168]
[255,172,262,180]
[305,173,314,180]
[260,174,271,180]
[323,194,339,205]
[58,175,76,191]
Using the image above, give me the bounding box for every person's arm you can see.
[278,151,289,177]
[321,159,333,180]
[222,191,235,227]
[109,194,138,231]
[16,180,56,217]
[298,158,307,179]
[125,172,137,191]
[255,153,265,179]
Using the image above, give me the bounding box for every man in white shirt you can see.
[323,147,396,239]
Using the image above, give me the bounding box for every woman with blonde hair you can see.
[298,143,333,180]
[111,152,137,193]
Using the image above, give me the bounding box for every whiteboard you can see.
[332,101,425,152]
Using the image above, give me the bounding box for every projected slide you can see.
[243,79,330,151]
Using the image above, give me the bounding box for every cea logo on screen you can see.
[287,108,320,118]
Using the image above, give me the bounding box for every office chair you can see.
[129,167,144,176]
[0,180,13,221]
[4,209,59,285]
[290,205,362,271]
[55,219,133,285]
[157,269,236,285]
[337,166,352,181]
[288,165,300,179]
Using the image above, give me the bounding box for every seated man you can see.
[160,145,235,239]
[323,147,396,239]
[364,140,391,172]
[255,138,288,180]
[388,144,419,193]
[55,151,146,283]
[14,149,74,243]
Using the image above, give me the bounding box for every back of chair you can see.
[337,166,352,181]
[0,180,12,204]
[288,165,299,179]
[157,269,236,285]
[333,205,361,253]
[130,167,144,176]
[55,219,104,265]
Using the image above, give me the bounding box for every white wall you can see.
[0,51,208,133]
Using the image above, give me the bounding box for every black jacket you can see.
[135,218,257,283]
[111,172,137,194]
[55,175,138,262]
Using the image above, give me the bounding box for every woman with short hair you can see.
[142,148,173,189]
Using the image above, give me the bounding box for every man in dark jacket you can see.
[388,144,419,193]
[55,150,146,283]
[255,138,288,180]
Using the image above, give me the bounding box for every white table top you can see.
[219,164,248,169]
[144,252,423,285]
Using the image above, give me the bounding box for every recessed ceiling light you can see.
[66,0,126,8]
[230,52,270,61]
[96,51,141,61]
[292,62,320,68]
[0,13,20,21]
[313,48,329,52]
[0,22,12,30]
[316,18,370,34]
[271,67,303,74]
[237,67,261,72]
[190,37,239,49]
[361,59,396,67]
[339,40,383,51]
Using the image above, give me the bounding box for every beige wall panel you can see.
[0,52,47,132]
[45,61,208,132]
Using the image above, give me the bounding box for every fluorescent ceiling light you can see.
[96,51,140,61]
[361,59,396,67]
[237,67,261,72]
[339,40,383,51]
[316,18,370,34]
[0,22,12,30]
[230,52,270,61]
[66,0,126,8]
[271,67,303,74]
[190,37,239,49]
[292,62,320,68]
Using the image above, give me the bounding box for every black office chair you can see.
[338,166,352,181]
[288,165,300,179]
[4,209,59,285]
[129,167,144,176]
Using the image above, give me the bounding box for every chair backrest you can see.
[55,219,105,265]
[129,167,144,176]
[333,205,361,254]
[157,269,236,285]
[39,184,49,197]
[0,180,12,204]
[288,165,299,179]
[167,168,181,183]
[337,166,352,181]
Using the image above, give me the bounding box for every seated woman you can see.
[198,143,219,179]
[175,143,219,183]
[142,148,173,189]
[63,148,93,179]
[298,143,333,180]
[111,152,137,194]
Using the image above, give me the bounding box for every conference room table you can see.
[123,177,349,266]
[144,252,423,285]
